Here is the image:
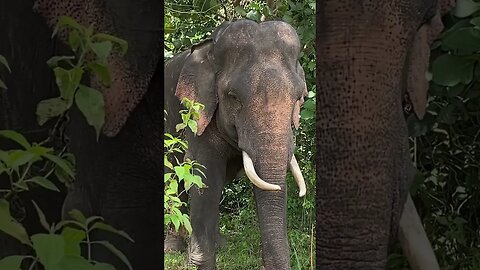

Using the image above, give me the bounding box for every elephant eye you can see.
[228,91,240,102]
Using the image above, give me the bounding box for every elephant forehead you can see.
[216,20,301,56]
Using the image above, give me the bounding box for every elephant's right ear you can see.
[175,40,218,136]
[406,11,444,120]
[292,61,308,129]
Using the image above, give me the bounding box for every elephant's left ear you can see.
[406,11,444,120]
[293,62,308,129]
[175,40,218,136]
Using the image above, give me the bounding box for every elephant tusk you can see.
[242,151,282,191]
[289,155,306,197]
[399,194,440,270]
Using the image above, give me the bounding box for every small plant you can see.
[0,130,74,200]
[0,202,132,270]
[164,98,206,234]
[37,16,128,139]
[0,17,134,269]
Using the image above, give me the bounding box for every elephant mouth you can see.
[241,151,306,197]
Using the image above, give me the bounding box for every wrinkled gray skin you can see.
[316,0,455,269]
[165,20,307,270]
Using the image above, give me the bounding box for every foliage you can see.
[0,17,133,269]
[0,129,131,269]
[0,130,74,200]
[166,201,315,269]
[0,200,132,270]
[164,0,316,268]
[37,16,127,139]
[398,2,480,269]
[164,98,206,234]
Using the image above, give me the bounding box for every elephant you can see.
[315,0,456,269]
[164,19,308,270]
[1,0,163,269]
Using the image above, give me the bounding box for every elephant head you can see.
[316,0,455,269]
[171,19,308,269]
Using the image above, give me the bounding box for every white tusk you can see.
[289,155,307,197]
[242,151,281,191]
[399,194,440,270]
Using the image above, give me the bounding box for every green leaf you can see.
[0,130,31,149]
[454,0,480,18]
[234,6,247,16]
[0,255,25,270]
[442,27,480,52]
[0,199,31,246]
[46,56,76,67]
[171,215,180,231]
[92,33,128,55]
[85,215,104,226]
[56,256,95,270]
[432,54,475,86]
[94,241,133,270]
[90,222,134,242]
[93,263,115,270]
[13,180,29,191]
[62,227,86,256]
[75,85,105,139]
[36,97,68,125]
[27,176,60,192]
[85,25,94,37]
[52,16,84,38]
[43,153,75,178]
[182,218,192,234]
[87,63,112,86]
[176,123,187,132]
[0,79,7,90]
[28,145,53,156]
[8,150,35,169]
[187,120,198,134]
[174,166,186,180]
[68,209,87,224]
[165,157,173,170]
[32,200,50,232]
[54,67,84,105]
[246,10,261,22]
[437,104,458,125]
[90,41,113,63]
[31,234,65,269]
[68,30,82,52]
[54,153,75,185]
[407,113,435,137]
[0,55,11,73]
[168,180,178,194]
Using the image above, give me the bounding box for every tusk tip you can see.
[299,190,306,197]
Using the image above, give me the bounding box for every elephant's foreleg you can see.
[186,137,230,270]
[399,194,440,270]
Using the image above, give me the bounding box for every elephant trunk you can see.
[248,134,292,270]
[316,3,414,268]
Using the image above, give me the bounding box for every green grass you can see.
[164,199,315,270]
